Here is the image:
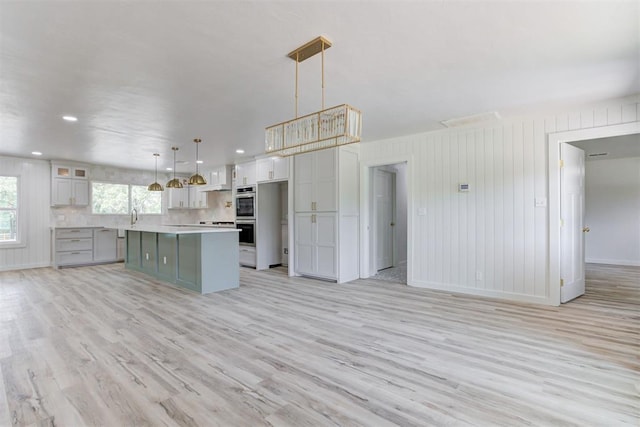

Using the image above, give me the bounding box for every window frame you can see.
[0,175,24,248]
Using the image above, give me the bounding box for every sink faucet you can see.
[130,208,138,226]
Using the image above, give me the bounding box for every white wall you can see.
[0,156,51,271]
[360,97,640,304]
[585,157,640,266]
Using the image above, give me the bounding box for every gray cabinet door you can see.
[176,234,201,291]
[157,233,177,281]
[141,232,158,274]
[126,231,141,268]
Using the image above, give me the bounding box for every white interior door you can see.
[375,169,394,270]
[560,143,586,303]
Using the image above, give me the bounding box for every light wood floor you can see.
[0,263,638,426]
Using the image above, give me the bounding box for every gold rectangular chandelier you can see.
[265,36,362,157]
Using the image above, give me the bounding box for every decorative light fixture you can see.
[188,138,207,185]
[166,147,183,188]
[148,153,164,191]
[265,36,362,157]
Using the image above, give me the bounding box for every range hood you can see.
[197,183,231,192]
[196,165,234,192]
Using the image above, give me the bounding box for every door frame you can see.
[548,122,640,305]
[360,155,413,281]
[373,167,396,271]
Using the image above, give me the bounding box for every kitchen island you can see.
[124,225,240,294]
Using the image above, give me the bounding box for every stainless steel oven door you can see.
[235,194,255,218]
[236,221,255,246]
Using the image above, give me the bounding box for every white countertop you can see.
[123,225,240,234]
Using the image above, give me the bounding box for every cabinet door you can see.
[272,157,289,181]
[141,232,158,273]
[294,153,314,212]
[237,161,256,186]
[168,188,186,209]
[314,149,337,212]
[315,213,337,278]
[126,231,141,268]
[93,229,117,262]
[210,167,221,186]
[176,234,201,291]
[73,180,89,205]
[256,158,272,183]
[157,233,177,281]
[72,167,89,179]
[52,178,73,206]
[294,213,314,275]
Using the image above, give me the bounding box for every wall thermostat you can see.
[458,183,470,192]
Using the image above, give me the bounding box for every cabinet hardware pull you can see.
[71,252,80,255]
[312,214,316,223]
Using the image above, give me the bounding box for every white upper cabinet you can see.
[51,163,90,206]
[208,165,233,189]
[168,186,207,209]
[294,149,337,212]
[235,161,256,187]
[256,157,289,183]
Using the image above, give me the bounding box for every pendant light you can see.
[188,138,207,185]
[166,146,183,188]
[147,153,164,191]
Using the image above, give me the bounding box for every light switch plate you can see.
[418,208,427,216]
[535,197,547,207]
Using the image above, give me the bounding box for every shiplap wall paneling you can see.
[361,98,639,304]
[0,157,51,271]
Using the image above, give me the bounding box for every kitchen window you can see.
[91,182,162,215]
[131,185,161,214]
[0,176,19,244]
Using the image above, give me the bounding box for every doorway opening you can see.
[369,162,408,284]
[548,122,640,305]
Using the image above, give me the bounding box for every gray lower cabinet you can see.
[126,230,141,269]
[176,234,201,291]
[141,232,158,274]
[125,230,239,294]
[54,227,118,268]
[157,233,177,281]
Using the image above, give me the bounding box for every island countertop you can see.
[123,225,240,234]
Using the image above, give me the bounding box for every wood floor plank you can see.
[0,263,638,426]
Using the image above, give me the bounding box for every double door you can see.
[295,212,337,279]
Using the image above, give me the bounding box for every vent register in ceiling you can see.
[148,139,207,191]
[265,36,362,157]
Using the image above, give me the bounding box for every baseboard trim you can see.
[0,262,52,272]
[586,259,640,267]
[407,279,554,306]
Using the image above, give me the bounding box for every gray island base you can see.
[124,226,240,294]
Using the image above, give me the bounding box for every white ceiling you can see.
[1,1,638,173]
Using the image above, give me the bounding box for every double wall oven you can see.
[235,186,255,246]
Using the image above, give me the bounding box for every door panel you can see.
[560,143,586,303]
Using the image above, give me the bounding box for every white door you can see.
[375,169,394,271]
[560,143,586,303]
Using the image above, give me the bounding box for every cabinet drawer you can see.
[239,247,256,267]
[56,237,93,251]
[56,229,93,239]
[57,250,93,266]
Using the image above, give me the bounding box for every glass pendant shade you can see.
[148,153,164,191]
[166,147,183,188]
[188,138,207,185]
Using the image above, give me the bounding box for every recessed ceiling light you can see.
[62,115,78,122]
[31,151,42,156]
[166,167,173,171]
[236,149,245,154]
[196,160,203,164]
